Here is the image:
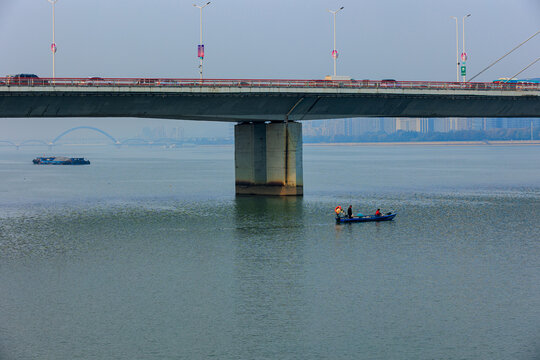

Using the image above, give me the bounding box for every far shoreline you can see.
[304,140,540,147]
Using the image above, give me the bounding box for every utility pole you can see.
[328,7,344,78]
[451,17,459,82]
[48,0,58,81]
[462,14,471,82]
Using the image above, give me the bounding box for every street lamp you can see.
[48,0,58,81]
[462,14,471,82]
[193,1,211,80]
[451,16,459,82]
[328,7,344,78]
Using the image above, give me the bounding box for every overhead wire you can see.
[505,57,540,82]
[467,30,539,82]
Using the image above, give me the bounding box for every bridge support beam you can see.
[235,121,303,196]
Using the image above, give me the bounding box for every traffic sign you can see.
[460,66,466,76]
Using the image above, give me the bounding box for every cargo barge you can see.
[32,156,90,165]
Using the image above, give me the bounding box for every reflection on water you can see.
[233,196,306,357]
[234,196,304,230]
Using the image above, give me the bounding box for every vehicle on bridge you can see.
[136,78,159,86]
[83,77,106,86]
[32,156,90,165]
[493,78,540,84]
[517,78,540,84]
[380,79,398,87]
[5,74,48,86]
[156,79,180,86]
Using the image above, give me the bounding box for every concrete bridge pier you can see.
[235,121,303,196]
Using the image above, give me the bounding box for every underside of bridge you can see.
[1,87,539,121]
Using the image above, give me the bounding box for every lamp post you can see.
[48,0,58,81]
[193,2,211,80]
[451,16,459,82]
[328,7,344,78]
[461,14,471,82]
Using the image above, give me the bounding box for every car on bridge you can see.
[81,76,117,86]
[83,77,104,86]
[5,74,49,86]
[380,79,398,88]
[136,78,180,86]
[156,79,179,86]
[135,78,159,86]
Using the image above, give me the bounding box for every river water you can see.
[0,144,539,359]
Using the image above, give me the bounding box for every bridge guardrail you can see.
[0,77,539,91]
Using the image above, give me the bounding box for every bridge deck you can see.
[1,78,539,120]
[1,77,539,91]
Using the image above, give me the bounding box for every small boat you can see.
[32,156,90,165]
[336,213,396,224]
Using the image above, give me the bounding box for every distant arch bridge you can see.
[51,126,120,144]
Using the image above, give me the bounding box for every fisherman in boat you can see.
[375,209,382,217]
[347,205,353,219]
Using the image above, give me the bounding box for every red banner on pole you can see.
[198,45,204,59]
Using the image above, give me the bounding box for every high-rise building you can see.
[419,118,434,133]
[502,118,534,129]
[395,118,434,133]
[396,118,415,131]
[380,118,395,134]
[353,118,385,134]
[440,118,472,131]
[484,118,503,130]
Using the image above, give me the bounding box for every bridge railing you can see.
[0,77,539,91]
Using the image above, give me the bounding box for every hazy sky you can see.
[1,0,539,141]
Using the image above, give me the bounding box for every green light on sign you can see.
[461,66,466,76]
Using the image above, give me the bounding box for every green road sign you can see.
[461,66,466,76]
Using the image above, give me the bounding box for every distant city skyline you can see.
[2,118,538,144]
[303,118,540,138]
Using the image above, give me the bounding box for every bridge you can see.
[1,77,539,120]
[51,126,120,145]
[2,77,540,195]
